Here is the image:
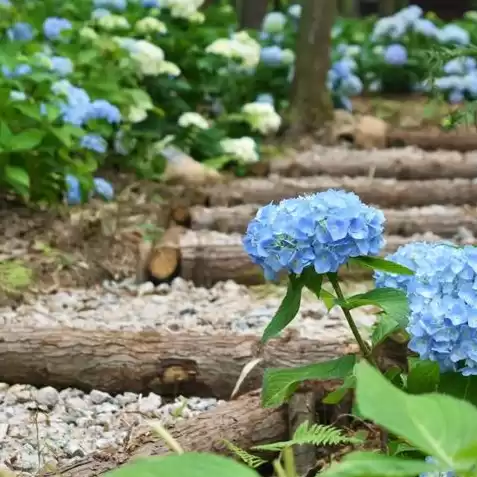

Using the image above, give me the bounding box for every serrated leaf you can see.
[262,355,356,408]
[371,314,401,347]
[104,453,260,477]
[261,275,303,344]
[355,361,477,468]
[9,129,45,152]
[322,374,356,404]
[351,256,414,275]
[342,288,409,329]
[320,452,439,477]
[320,289,336,310]
[5,166,30,195]
[407,358,440,395]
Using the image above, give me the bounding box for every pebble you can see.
[0,277,375,475]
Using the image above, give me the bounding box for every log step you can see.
[266,146,477,180]
[185,204,477,237]
[201,176,477,208]
[141,228,462,287]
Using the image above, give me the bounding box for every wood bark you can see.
[0,327,355,399]
[387,129,477,152]
[187,204,477,237]
[267,147,477,180]
[48,389,288,477]
[201,176,477,208]
[142,229,444,286]
[288,0,336,136]
[236,0,269,29]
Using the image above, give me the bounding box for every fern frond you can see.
[252,421,361,452]
[222,439,267,469]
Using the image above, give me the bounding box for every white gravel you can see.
[0,277,375,475]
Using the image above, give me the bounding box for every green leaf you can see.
[261,275,303,344]
[351,256,415,276]
[320,451,439,477]
[342,288,410,329]
[13,103,42,121]
[322,374,356,404]
[0,121,13,147]
[9,129,45,152]
[104,453,260,477]
[320,289,336,310]
[407,358,440,395]
[355,361,477,468]
[301,267,323,299]
[438,373,477,408]
[5,166,30,195]
[261,355,356,408]
[371,314,401,347]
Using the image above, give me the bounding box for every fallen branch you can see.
[0,327,355,399]
[47,389,288,477]
[268,146,477,180]
[186,204,477,237]
[141,229,445,286]
[201,176,477,208]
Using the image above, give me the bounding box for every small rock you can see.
[137,281,155,296]
[66,396,88,411]
[330,109,356,144]
[36,386,60,408]
[95,402,119,414]
[63,441,86,458]
[89,390,111,405]
[138,393,162,416]
[0,383,10,392]
[116,392,137,406]
[155,283,170,295]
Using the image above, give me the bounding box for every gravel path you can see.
[0,277,375,475]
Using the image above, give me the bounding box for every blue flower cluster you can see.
[51,80,121,127]
[65,174,114,204]
[375,242,477,376]
[327,59,363,111]
[383,44,408,66]
[419,457,456,477]
[94,0,127,11]
[43,17,72,40]
[243,190,386,280]
[434,57,477,104]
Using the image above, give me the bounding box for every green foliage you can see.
[223,440,267,469]
[104,452,260,477]
[253,421,361,452]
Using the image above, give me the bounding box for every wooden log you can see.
[202,176,477,208]
[387,129,477,153]
[0,327,355,399]
[48,389,288,477]
[268,146,477,180]
[142,229,445,286]
[187,204,477,237]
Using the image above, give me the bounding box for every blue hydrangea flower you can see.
[243,190,386,280]
[256,93,274,105]
[444,57,476,75]
[52,80,92,125]
[43,17,73,40]
[51,56,74,76]
[260,46,286,66]
[87,99,121,124]
[383,44,408,66]
[413,18,439,38]
[93,177,114,201]
[0,0,12,7]
[371,16,407,41]
[91,8,112,19]
[6,22,34,41]
[438,25,470,45]
[448,89,464,104]
[262,12,287,34]
[419,456,456,477]
[80,134,108,153]
[65,174,82,205]
[142,0,160,6]
[93,0,127,11]
[2,64,32,78]
[340,75,363,96]
[375,242,477,376]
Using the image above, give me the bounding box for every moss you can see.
[0,260,33,293]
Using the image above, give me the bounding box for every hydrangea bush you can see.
[243,187,477,476]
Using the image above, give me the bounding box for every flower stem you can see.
[327,273,376,366]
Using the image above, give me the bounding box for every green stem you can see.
[327,273,376,366]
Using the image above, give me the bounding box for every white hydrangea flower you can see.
[135,17,167,34]
[128,106,148,123]
[79,27,98,40]
[262,11,287,34]
[128,40,166,76]
[206,31,261,69]
[241,102,281,135]
[220,137,259,163]
[287,4,302,19]
[280,48,295,65]
[178,112,209,129]
[162,0,204,20]
[157,60,181,76]
[97,14,130,31]
[188,11,205,23]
